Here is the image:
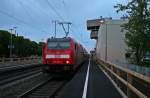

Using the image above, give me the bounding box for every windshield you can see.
[48,41,70,50]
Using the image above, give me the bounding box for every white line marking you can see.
[82,58,90,98]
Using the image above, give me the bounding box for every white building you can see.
[87,18,128,63]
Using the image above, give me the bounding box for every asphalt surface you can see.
[57,61,88,98]
[57,59,122,98]
[86,60,122,98]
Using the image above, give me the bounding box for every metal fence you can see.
[95,57,150,98]
[113,61,150,77]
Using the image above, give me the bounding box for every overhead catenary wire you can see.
[0,0,84,42]
[0,9,50,36]
[46,0,64,21]
[46,0,80,38]
[72,24,83,41]
[61,0,70,21]
[60,0,79,36]
[33,0,80,40]
[46,0,94,49]
[16,0,50,33]
[25,0,55,21]
[59,0,83,41]
[0,9,31,28]
[17,0,34,22]
[18,0,63,37]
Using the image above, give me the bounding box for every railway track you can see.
[0,65,42,86]
[0,63,41,73]
[18,77,67,98]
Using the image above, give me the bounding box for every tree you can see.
[0,30,11,57]
[0,30,43,57]
[115,0,150,65]
[37,42,45,56]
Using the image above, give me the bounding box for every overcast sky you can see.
[0,0,127,51]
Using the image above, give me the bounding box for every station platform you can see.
[57,59,122,98]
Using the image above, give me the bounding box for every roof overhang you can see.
[87,19,103,30]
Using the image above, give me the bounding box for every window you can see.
[48,41,70,50]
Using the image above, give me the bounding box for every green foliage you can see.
[0,30,43,57]
[0,30,11,57]
[115,0,150,65]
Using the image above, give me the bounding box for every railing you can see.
[95,57,150,98]
[113,61,150,77]
[0,57,42,63]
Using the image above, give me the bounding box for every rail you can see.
[95,57,150,98]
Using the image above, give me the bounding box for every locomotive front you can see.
[43,37,74,73]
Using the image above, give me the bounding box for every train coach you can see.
[43,37,88,73]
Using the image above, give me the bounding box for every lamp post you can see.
[9,28,14,58]
[41,38,44,57]
[13,27,18,56]
[13,27,17,36]
[105,23,108,61]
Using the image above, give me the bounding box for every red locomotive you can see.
[43,37,88,73]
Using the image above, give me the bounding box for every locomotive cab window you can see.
[47,41,70,50]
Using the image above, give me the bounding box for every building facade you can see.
[87,18,128,63]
